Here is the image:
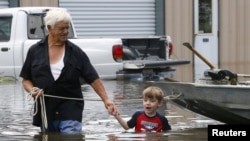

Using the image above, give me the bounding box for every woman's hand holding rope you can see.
[27,87,48,130]
[29,87,44,98]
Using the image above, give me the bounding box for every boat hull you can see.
[149,81,250,124]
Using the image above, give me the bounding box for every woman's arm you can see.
[22,79,34,93]
[22,79,43,97]
[90,79,118,115]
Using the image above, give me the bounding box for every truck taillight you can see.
[169,42,173,57]
[113,45,123,62]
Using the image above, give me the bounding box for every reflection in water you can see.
[107,129,207,141]
[33,132,85,141]
[107,132,167,141]
[0,80,221,141]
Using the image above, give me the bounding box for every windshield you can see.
[27,14,74,39]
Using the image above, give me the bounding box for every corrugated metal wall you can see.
[17,0,194,82]
[19,0,58,7]
[165,0,194,82]
[17,0,250,82]
[219,0,250,78]
[0,0,9,8]
[166,0,250,82]
[59,0,156,37]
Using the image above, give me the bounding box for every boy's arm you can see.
[114,114,130,130]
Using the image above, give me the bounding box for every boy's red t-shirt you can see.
[127,111,171,132]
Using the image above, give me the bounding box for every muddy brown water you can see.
[0,79,222,141]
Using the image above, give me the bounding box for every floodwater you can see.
[0,78,222,141]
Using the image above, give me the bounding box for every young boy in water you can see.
[114,86,171,132]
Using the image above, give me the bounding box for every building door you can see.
[194,0,219,80]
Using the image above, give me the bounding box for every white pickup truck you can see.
[0,7,189,81]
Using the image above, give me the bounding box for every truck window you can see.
[27,14,74,39]
[0,16,12,41]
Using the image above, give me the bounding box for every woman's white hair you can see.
[44,8,72,30]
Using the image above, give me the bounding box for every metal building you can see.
[165,0,250,82]
[59,0,164,37]
[3,0,250,82]
[17,0,165,38]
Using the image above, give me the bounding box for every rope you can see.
[27,87,182,131]
[43,94,84,101]
[27,87,48,130]
[27,87,85,131]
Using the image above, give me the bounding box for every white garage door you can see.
[59,0,156,38]
[0,0,9,8]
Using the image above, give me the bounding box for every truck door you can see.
[0,15,15,77]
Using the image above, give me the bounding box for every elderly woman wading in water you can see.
[20,8,118,134]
